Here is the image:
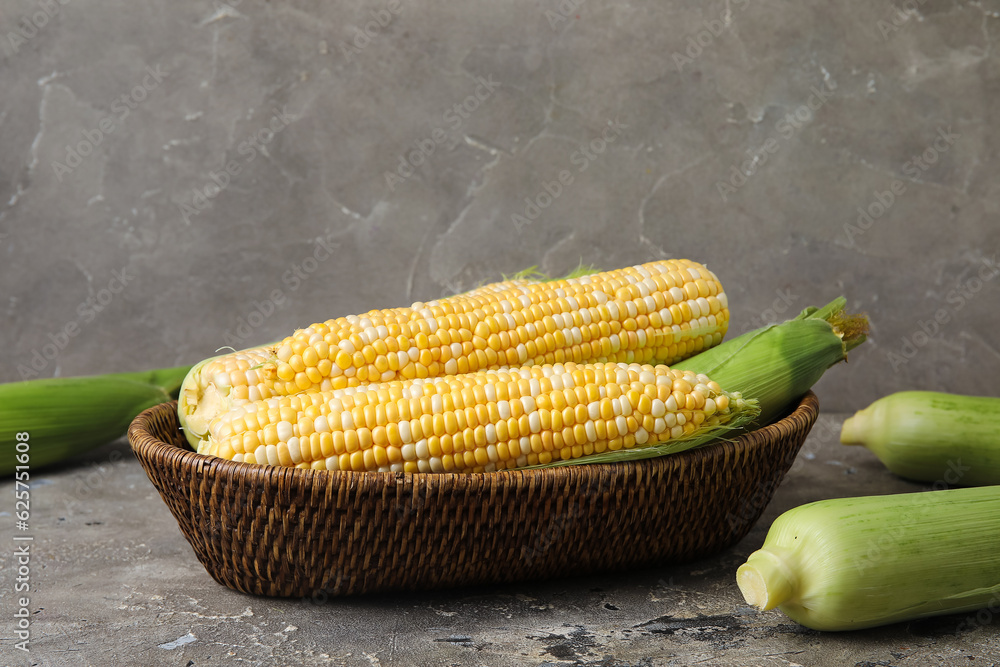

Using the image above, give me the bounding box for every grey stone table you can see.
[2,412,998,667]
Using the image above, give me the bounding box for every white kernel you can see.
[651,399,666,418]
[313,416,330,433]
[520,437,532,455]
[704,398,717,416]
[431,394,443,413]
[639,371,655,385]
[416,460,431,473]
[339,340,356,354]
[515,455,529,468]
[653,418,666,434]
[635,428,649,445]
[620,397,633,416]
[616,415,628,435]
[664,413,677,428]
[485,383,496,402]
[665,395,678,412]
[325,455,339,471]
[676,413,686,426]
[588,402,601,420]
[265,445,280,466]
[498,400,511,420]
[669,287,685,304]
[487,444,499,462]
[398,420,412,443]
[341,411,354,430]
[287,437,302,463]
[401,443,417,461]
[486,423,497,443]
[670,425,684,439]
[277,421,294,442]
[521,396,536,413]
[585,421,597,442]
[389,462,404,473]
[415,439,429,459]
[528,413,541,433]
[626,301,638,318]
[607,301,620,320]
[429,457,444,472]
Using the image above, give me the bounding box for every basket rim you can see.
[127,391,819,484]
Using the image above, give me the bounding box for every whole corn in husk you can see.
[674,297,868,426]
[737,486,1000,631]
[841,390,1000,486]
[0,366,191,476]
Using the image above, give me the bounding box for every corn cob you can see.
[179,260,730,446]
[197,361,755,473]
[737,486,1000,631]
[841,391,1000,486]
[0,366,192,476]
[674,297,868,426]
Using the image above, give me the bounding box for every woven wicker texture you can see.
[128,392,818,598]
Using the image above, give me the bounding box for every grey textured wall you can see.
[2,0,998,412]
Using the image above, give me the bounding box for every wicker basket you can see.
[127,392,818,598]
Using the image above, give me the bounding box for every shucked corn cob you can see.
[179,260,730,446]
[198,362,754,473]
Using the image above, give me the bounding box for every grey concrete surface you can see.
[1,0,1000,412]
[1,413,999,666]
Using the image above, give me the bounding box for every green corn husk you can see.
[841,391,1000,486]
[737,486,1000,631]
[673,297,869,426]
[0,365,191,476]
